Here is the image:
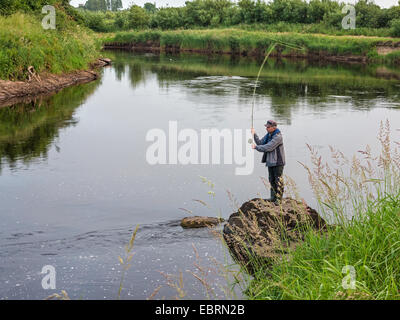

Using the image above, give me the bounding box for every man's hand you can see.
[251,144,256,149]
[251,128,255,135]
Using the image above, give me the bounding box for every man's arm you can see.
[255,133,283,152]
[254,133,267,146]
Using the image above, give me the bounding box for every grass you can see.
[236,22,395,38]
[0,12,101,80]
[106,28,400,63]
[243,120,400,300]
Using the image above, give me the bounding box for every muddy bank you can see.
[0,58,111,108]
[104,41,400,64]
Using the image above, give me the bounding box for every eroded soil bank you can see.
[0,59,111,108]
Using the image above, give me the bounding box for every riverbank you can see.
[230,124,400,300]
[243,192,400,300]
[0,58,110,108]
[0,10,105,107]
[103,29,400,64]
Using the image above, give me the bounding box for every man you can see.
[251,120,285,204]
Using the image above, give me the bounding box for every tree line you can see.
[0,0,399,36]
[72,0,400,35]
[81,0,123,11]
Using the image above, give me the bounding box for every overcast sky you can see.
[69,0,399,9]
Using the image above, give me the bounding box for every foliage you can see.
[83,0,107,11]
[71,0,400,37]
[144,2,157,14]
[390,18,400,37]
[107,28,399,61]
[82,0,122,11]
[128,5,150,29]
[0,0,69,15]
[0,11,100,80]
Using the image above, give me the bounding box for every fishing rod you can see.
[249,40,304,144]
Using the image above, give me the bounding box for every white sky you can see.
[69,0,399,9]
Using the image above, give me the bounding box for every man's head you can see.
[265,120,277,134]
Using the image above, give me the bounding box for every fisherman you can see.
[251,120,285,204]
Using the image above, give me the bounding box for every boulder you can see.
[99,58,112,65]
[181,216,225,229]
[223,198,326,274]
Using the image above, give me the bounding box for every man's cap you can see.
[264,120,277,128]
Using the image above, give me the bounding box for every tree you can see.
[129,5,150,29]
[84,0,107,11]
[355,0,385,28]
[111,0,123,11]
[144,2,157,13]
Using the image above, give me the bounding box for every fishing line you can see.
[249,40,304,144]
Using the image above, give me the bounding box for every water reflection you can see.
[0,80,101,173]
[2,52,400,173]
[108,51,400,120]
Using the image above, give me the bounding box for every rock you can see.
[99,58,112,65]
[181,216,225,229]
[93,58,112,68]
[223,198,326,274]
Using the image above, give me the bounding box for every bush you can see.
[390,18,400,37]
[150,7,185,30]
[128,5,150,29]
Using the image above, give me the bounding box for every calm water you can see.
[1,51,400,299]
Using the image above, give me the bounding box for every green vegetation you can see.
[243,122,400,300]
[106,28,400,63]
[391,18,400,36]
[72,0,400,37]
[83,0,122,12]
[0,1,100,80]
[0,0,69,15]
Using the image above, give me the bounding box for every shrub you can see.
[390,18,400,37]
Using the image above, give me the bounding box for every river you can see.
[0,51,399,299]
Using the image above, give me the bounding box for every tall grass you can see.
[238,22,395,38]
[107,28,400,64]
[245,120,400,300]
[0,12,100,80]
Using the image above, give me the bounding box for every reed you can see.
[107,28,400,63]
[118,225,139,299]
